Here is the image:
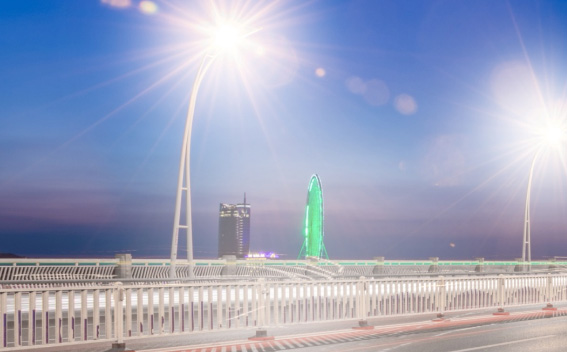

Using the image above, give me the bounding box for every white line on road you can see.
[435,326,480,337]
[449,335,556,352]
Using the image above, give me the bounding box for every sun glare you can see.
[532,112,566,149]
[213,24,243,52]
[542,125,565,146]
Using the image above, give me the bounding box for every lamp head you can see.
[208,20,260,56]
[540,123,565,147]
[213,23,243,52]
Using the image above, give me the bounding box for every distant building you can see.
[298,174,328,260]
[246,251,279,260]
[218,194,250,259]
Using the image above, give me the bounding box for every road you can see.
[30,304,566,352]
[294,312,566,352]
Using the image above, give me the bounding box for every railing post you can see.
[543,273,557,311]
[108,282,132,352]
[249,278,273,340]
[428,257,440,273]
[67,290,75,343]
[0,292,6,348]
[434,276,446,320]
[29,291,36,346]
[355,276,371,328]
[81,290,88,341]
[14,292,21,347]
[55,290,62,344]
[258,279,265,327]
[546,274,552,304]
[498,274,505,308]
[41,291,49,345]
[93,289,100,340]
[493,274,510,315]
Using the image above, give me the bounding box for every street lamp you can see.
[170,23,254,278]
[522,124,565,263]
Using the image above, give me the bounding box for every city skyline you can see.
[1,0,567,260]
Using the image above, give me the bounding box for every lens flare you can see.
[394,93,418,115]
[101,0,131,8]
[139,1,158,15]
[346,76,366,94]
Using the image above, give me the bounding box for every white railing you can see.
[2,258,566,282]
[1,274,566,350]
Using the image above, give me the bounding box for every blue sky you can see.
[1,0,566,260]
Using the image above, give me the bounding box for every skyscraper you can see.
[218,194,250,258]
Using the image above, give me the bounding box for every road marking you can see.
[279,339,294,349]
[449,335,556,352]
[435,326,480,337]
[273,341,285,349]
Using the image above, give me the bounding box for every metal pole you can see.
[170,54,217,278]
[522,150,540,264]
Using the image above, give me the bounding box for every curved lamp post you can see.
[170,54,217,279]
[169,24,253,278]
[521,150,540,263]
[522,126,564,264]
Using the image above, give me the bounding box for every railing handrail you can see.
[1,272,564,292]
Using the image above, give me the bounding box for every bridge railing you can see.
[3,258,567,281]
[1,274,566,350]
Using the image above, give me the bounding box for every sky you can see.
[1,0,567,261]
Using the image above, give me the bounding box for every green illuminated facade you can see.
[299,174,328,259]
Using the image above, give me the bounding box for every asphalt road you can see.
[295,312,567,352]
[30,304,567,352]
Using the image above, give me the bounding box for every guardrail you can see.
[1,274,566,350]
[1,257,566,281]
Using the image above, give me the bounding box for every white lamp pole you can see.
[521,124,565,265]
[168,24,257,278]
[170,53,217,279]
[522,149,540,263]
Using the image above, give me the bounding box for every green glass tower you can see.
[299,174,328,259]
